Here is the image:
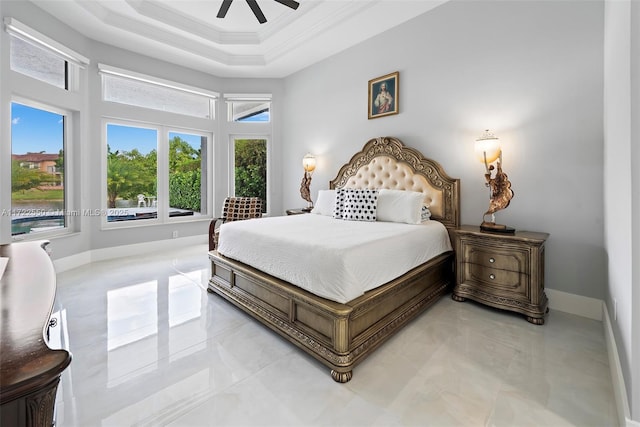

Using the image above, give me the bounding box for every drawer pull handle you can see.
[489,258,495,263]
[489,274,495,280]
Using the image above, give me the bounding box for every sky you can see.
[11,102,63,154]
[11,102,205,155]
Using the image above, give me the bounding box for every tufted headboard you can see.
[329,136,460,230]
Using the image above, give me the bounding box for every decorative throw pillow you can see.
[334,188,378,222]
[376,189,423,224]
[421,205,432,222]
[311,190,336,216]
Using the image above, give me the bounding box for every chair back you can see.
[209,197,262,251]
[221,197,263,223]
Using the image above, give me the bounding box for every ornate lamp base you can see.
[480,221,515,234]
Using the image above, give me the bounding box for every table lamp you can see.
[300,153,316,211]
[475,130,515,233]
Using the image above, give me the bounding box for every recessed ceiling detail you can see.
[28,0,448,78]
[217,0,300,24]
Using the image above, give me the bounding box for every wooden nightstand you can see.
[452,225,549,325]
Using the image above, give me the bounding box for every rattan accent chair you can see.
[208,197,263,250]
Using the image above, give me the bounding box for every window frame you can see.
[166,127,212,220]
[5,18,88,92]
[99,63,218,119]
[229,134,271,216]
[98,65,217,230]
[224,94,271,123]
[10,97,75,240]
[102,119,160,227]
[101,118,213,229]
[2,17,86,243]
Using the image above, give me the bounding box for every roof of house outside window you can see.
[11,153,59,162]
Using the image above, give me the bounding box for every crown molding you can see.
[125,0,260,44]
[27,0,450,77]
[264,1,377,63]
[74,0,265,66]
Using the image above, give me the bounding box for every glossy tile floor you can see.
[51,244,618,426]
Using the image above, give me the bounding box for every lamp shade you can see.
[475,130,501,164]
[302,153,316,172]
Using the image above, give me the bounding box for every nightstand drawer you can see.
[461,242,529,273]
[461,262,529,298]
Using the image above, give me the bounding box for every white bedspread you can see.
[217,214,452,304]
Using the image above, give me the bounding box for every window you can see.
[6,18,89,91]
[232,138,267,212]
[11,102,66,236]
[169,132,207,216]
[226,94,271,213]
[100,65,214,227]
[225,94,271,122]
[106,124,158,222]
[105,122,210,224]
[10,36,67,89]
[4,19,85,240]
[229,101,270,122]
[99,64,217,119]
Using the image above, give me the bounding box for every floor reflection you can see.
[108,280,158,351]
[54,245,221,426]
[52,244,618,427]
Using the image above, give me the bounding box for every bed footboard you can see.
[208,250,453,382]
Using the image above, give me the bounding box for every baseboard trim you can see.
[543,289,638,426]
[546,287,603,321]
[53,250,92,273]
[603,303,636,427]
[53,234,207,273]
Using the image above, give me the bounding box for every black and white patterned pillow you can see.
[333,188,378,222]
[421,205,432,221]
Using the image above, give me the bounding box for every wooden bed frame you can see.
[208,137,460,382]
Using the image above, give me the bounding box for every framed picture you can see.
[368,71,399,119]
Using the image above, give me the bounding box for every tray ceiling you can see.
[29,0,447,78]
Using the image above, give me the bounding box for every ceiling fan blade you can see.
[274,0,299,10]
[246,0,267,23]
[217,0,233,18]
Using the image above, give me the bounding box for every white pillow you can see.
[376,189,424,224]
[311,190,336,216]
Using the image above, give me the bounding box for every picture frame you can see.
[368,71,399,119]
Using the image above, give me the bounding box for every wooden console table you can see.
[0,241,71,427]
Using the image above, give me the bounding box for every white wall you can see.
[283,0,605,300]
[631,1,640,420]
[604,0,636,421]
[604,0,640,422]
[629,2,640,426]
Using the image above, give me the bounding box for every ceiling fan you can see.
[217,0,300,24]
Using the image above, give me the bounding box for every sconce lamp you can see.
[300,153,316,211]
[475,130,515,233]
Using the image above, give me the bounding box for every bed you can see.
[208,136,460,382]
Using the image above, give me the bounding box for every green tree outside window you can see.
[234,139,267,212]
